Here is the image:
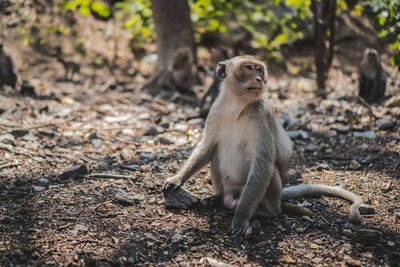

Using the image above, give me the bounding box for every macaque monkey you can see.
[170,47,195,92]
[0,43,17,88]
[163,56,362,235]
[358,48,387,104]
[200,48,229,118]
[55,46,80,81]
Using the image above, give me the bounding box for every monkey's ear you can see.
[216,62,227,80]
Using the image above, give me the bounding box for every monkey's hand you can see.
[162,176,181,197]
[230,216,250,236]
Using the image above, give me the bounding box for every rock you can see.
[32,185,46,192]
[115,192,136,206]
[139,152,153,160]
[353,131,376,139]
[358,204,375,215]
[15,175,27,187]
[342,222,354,229]
[144,126,158,136]
[60,164,88,179]
[288,169,302,181]
[126,256,135,265]
[343,229,353,237]
[376,118,396,131]
[9,129,29,138]
[357,156,373,165]
[159,227,174,235]
[287,130,309,139]
[170,233,183,244]
[37,178,50,185]
[349,160,361,169]
[0,134,15,144]
[202,257,235,267]
[158,137,174,145]
[20,81,36,96]
[385,95,400,108]
[354,228,382,243]
[163,185,200,209]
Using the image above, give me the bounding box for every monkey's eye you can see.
[257,67,263,74]
[244,64,253,70]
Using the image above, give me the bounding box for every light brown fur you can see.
[164,56,362,235]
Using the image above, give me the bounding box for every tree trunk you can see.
[142,0,196,99]
[311,0,336,94]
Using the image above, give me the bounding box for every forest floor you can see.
[1,2,400,266]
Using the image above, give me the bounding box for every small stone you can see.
[376,118,396,131]
[170,233,183,244]
[353,131,376,139]
[354,228,382,243]
[37,178,50,185]
[115,192,136,206]
[288,169,302,181]
[343,229,353,237]
[349,160,361,169]
[15,176,27,187]
[60,164,88,179]
[358,204,375,215]
[139,152,153,160]
[144,126,158,136]
[159,227,174,235]
[127,256,135,264]
[158,137,174,145]
[287,130,309,139]
[342,222,354,229]
[277,225,287,232]
[335,218,345,224]
[0,134,15,144]
[32,185,46,192]
[10,129,29,138]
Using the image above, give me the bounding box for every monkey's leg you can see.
[231,160,275,235]
[164,139,216,191]
[200,154,224,209]
[255,168,282,217]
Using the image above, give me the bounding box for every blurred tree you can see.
[311,0,336,95]
[141,0,196,97]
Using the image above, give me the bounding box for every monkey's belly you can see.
[217,138,251,208]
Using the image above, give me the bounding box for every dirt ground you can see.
[1,2,400,266]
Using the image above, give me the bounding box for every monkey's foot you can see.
[200,195,223,209]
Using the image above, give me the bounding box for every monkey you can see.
[0,43,17,88]
[200,48,229,118]
[358,48,387,104]
[163,55,363,235]
[55,46,80,81]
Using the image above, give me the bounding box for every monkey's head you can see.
[216,55,267,99]
[363,48,379,67]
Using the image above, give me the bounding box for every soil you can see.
[1,1,400,266]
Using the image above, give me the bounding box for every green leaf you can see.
[91,1,110,18]
[80,6,91,16]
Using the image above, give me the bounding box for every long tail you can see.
[281,184,363,223]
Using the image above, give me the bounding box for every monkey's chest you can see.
[216,123,255,185]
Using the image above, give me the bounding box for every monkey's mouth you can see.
[247,87,262,91]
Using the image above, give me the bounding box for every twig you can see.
[86,173,135,180]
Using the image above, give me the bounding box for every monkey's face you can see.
[217,56,267,99]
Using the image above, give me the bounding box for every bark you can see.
[142,0,196,98]
[311,0,336,93]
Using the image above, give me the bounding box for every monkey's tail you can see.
[281,184,362,223]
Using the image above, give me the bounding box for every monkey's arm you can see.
[164,138,216,188]
[281,184,362,223]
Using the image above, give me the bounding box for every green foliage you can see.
[361,0,400,68]
[190,0,313,50]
